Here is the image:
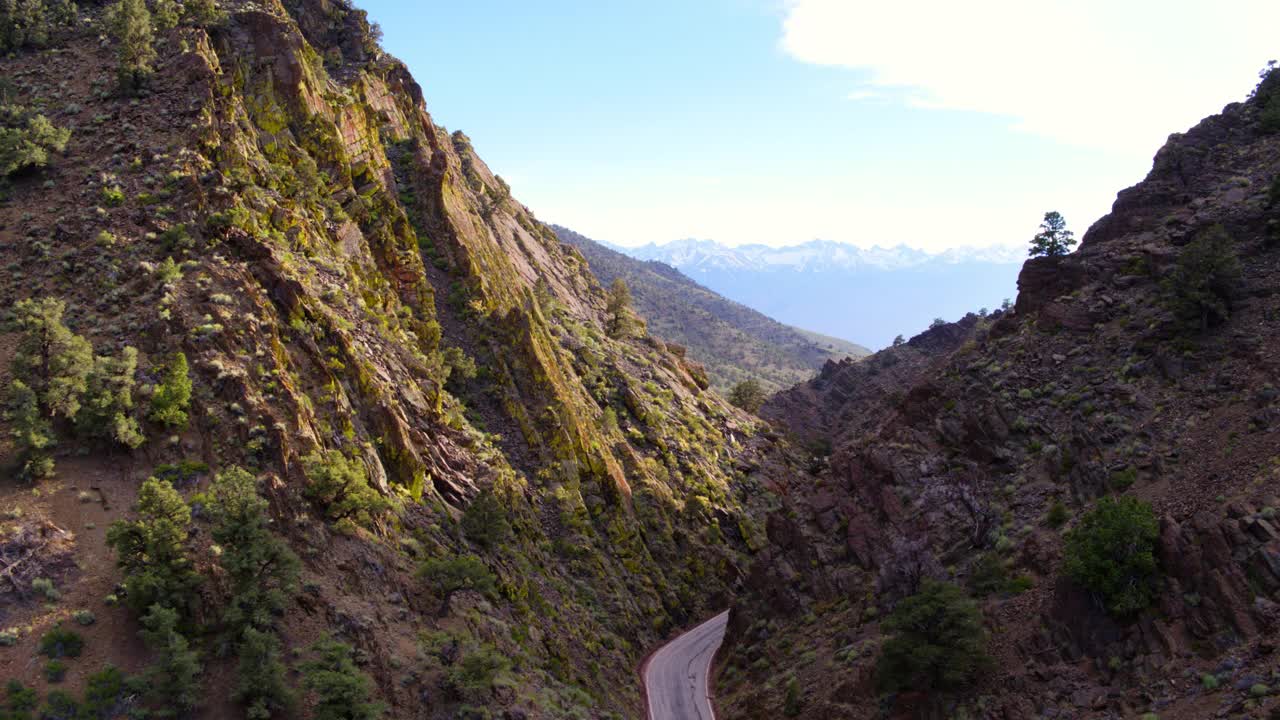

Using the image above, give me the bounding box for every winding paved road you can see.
[643,611,729,720]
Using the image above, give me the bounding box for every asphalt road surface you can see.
[644,611,729,720]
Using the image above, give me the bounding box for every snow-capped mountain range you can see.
[620,238,1025,274]
[606,238,1027,350]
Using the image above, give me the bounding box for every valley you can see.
[1,1,1279,720]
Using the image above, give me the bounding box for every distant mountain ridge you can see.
[615,238,1026,349]
[554,226,869,393]
[626,238,1025,273]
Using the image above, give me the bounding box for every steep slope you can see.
[718,75,1280,719]
[555,225,869,393]
[0,2,789,718]
[627,238,1025,349]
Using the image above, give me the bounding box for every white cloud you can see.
[846,89,881,101]
[781,0,1279,152]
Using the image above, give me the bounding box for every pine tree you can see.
[1,104,72,177]
[138,604,202,718]
[207,467,299,635]
[11,297,92,420]
[233,627,293,720]
[106,477,199,616]
[109,0,155,94]
[302,449,389,525]
[1027,211,1076,258]
[605,278,634,338]
[150,0,177,30]
[728,378,766,414]
[149,351,191,428]
[75,346,143,448]
[6,379,55,479]
[299,638,384,720]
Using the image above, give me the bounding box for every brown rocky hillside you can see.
[716,72,1280,719]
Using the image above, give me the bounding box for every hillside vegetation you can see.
[0,2,792,717]
[555,225,868,393]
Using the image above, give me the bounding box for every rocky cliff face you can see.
[0,2,785,717]
[719,80,1280,719]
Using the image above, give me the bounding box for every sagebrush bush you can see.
[1064,495,1160,616]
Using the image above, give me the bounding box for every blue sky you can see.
[360,0,1276,251]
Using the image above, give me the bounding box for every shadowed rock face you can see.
[719,83,1280,718]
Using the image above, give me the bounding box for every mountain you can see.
[624,238,1026,349]
[554,225,869,393]
[715,75,1280,718]
[0,3,787,717]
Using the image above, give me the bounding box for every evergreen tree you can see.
[891,334,905,347]
[1028,211,1076,257]
[150,0,177,30]
[149,351,191,428]
[1,104,71,177]
[416,554,496,616]
[877,581,990,693]
[75,346,143,448]
[11,297,92,420]
[1063,495,1159,616]
[182,0,223,27]
[233,627,293,720]
[299,637,384,720]
[138,604,201,718]
[6,379,55,479]
[302,449,388,525]
[605,278,634,338]
[1163,224,1242,332]
[727,378,766,414]
[105,477,199,617]
[207,467,299,635]
[109,0,155,94]
[0,0,50,51]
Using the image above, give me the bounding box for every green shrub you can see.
[38,626,84,659]
[1064,495,1160,616]
[83,665,130,720]
[1046,500,1070,528]
[3,680,37,716]
[447,644,511,702]
[148,352,191,428]
[302,449,389,525]
[1,104,71,177]
[299,637,384,720]
[1202,673,1220,691]
[41,690,81,720]
[74,610,96,626]
[0,629,17,646]
[44,658,68,682]
[876,581,990,694]
[1162,225,1242,333]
